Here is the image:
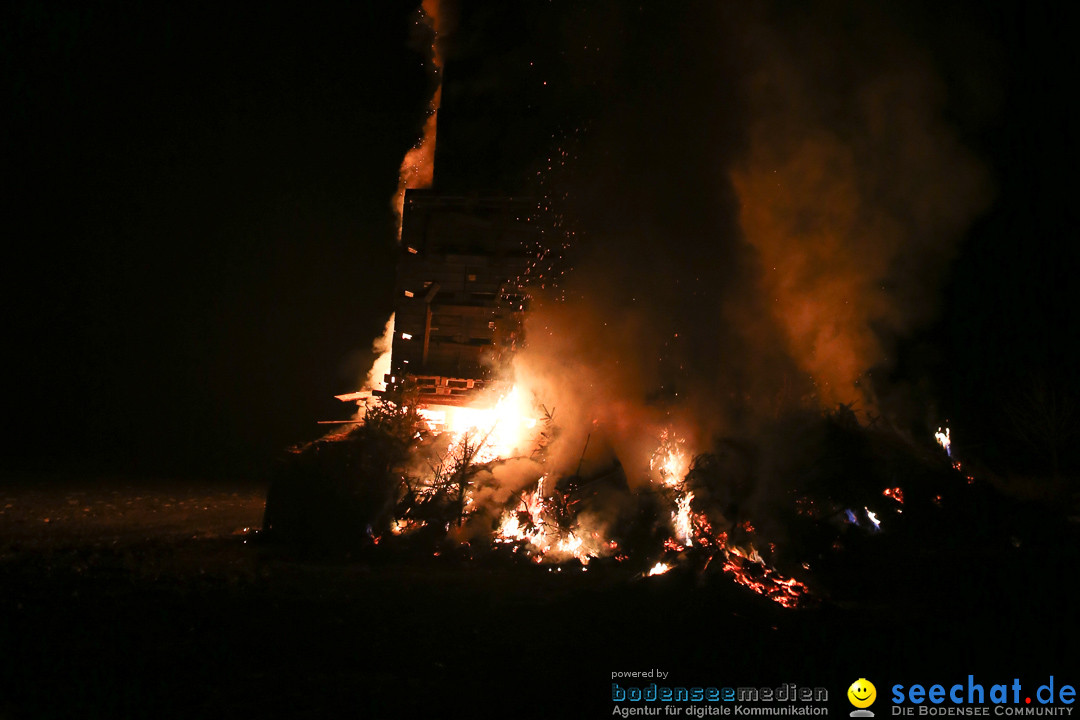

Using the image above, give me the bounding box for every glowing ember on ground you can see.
[721,554,809,609]
[883,487,904,503]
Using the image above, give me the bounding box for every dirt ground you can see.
[1,474,1076,719]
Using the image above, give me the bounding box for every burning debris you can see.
[272,379,1000,610]
[720,553,808,609]
[268,320,1028,618]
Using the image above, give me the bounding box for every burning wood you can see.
[329,395,818,605]
[278,371,1010,616]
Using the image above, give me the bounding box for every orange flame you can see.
[650,429,690,488]
[673,491,694,548]
[417,386,538,464]
[646,562,671,577]
[393,0,444,238]
[494,477,614,565]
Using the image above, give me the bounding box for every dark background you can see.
[3,0,1077,482]
[4,3,427,477]
[0,4,1077,717]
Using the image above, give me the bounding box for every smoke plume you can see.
[511,1,989,476]
[363,313,395,393]
[731,4,990,410]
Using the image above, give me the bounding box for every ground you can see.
[1,475,1076,719]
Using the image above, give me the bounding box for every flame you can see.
[376,399,812,607]
[649,430,699,550]
[496,477,547,548]
[391,518,423,535]
[934,425,966,473]
[493,477,613,565]
[646,562,671,577]
[393,0,444,238]
[673,492,694,547]
[644,429,811,606]
[935,426,951,457]
[556,532,584,556]
[650,430,690,487]
[417,386,538,464]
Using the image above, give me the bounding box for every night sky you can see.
[5,3,428,477]
[4,1,1077,481]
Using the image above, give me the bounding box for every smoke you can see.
[455,456,544,540]
[730,3,990,411]
[509,1,990,479]
[331,313,395,426]
[512,298,699,486]
[363,313,395,393]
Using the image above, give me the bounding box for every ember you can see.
[883,487,904,503]
[720,554,808,609]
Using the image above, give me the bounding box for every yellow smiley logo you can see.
[848,679,877,708]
